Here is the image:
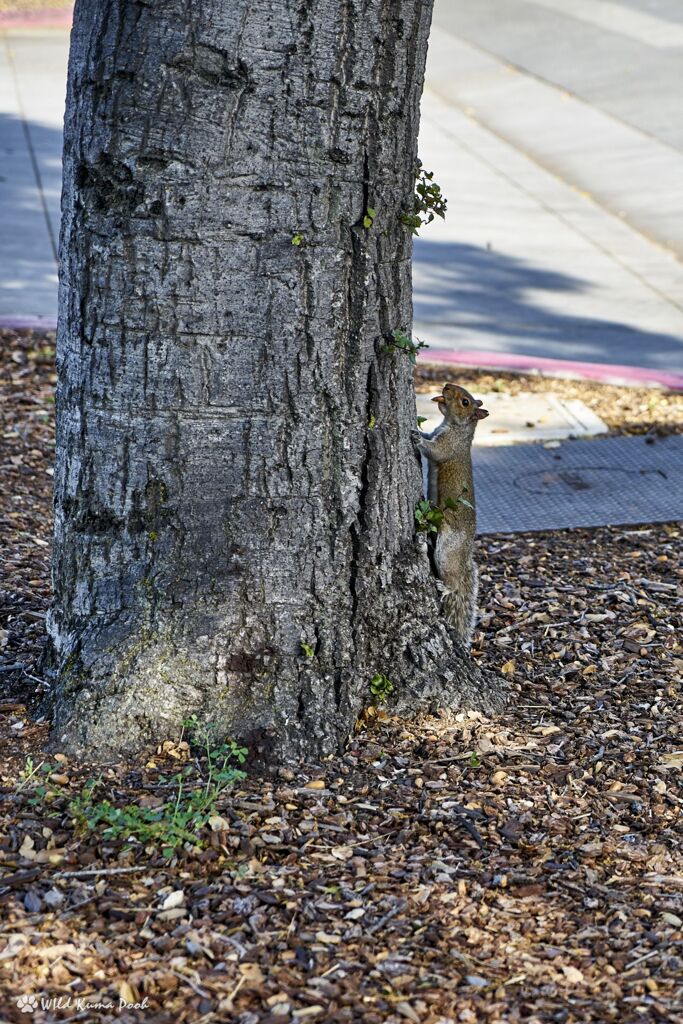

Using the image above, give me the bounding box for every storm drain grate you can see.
[474,434,683,535]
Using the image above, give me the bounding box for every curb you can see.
[418,347,683,392]
[0,315,57,330]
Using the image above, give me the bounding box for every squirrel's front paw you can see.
[410,429,424,448]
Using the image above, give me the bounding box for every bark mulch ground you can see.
[1,329,682,1023]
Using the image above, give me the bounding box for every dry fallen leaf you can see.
[239,963,265,985]
[161,890,185,910]
[208,815,230,832]
[119,981,136,1005]
[18,835,35,860]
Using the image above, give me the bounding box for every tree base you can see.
[44,542,506,763]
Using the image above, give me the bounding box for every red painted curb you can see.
[418,347,683,391]
[0,7,72,29]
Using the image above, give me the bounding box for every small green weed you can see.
[415,490,474,534]
[17,756,40,792]
[24,762,57,806]
[291,233,305,246]
[370,673,394,703]
[21,724,248,860]
[385,329,428,364]
[415,499,444,533]
[300,641,315,658]
[401,161,447,235]
[362,206,377,229]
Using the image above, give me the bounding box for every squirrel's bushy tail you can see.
[441,562,479,650]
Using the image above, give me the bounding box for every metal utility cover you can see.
[474,434,683,535]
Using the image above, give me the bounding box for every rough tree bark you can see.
[46,0,504,760]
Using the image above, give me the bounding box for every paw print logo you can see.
[16,994,38,1013]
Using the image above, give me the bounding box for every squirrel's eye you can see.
[462,398,470,407]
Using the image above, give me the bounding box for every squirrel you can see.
[413,383,489,648]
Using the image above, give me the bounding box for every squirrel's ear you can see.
[475,399,483,407]
[431,395,443,403]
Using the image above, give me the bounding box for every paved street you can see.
[1,3,682,382]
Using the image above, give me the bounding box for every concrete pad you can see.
[416,391,608,446]
[474,434,683,534]
[5,29,69,243]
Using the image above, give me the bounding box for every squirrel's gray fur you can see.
[413,384,488,648]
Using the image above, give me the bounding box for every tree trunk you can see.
[47,0,504,760]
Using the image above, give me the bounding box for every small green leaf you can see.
[301,641,315,658]
[414,498,444,533]
[363,207,377,229]
[369,673,394,703]
[368,414,376,430]
[401,160,447,234]
[386,329,429,362]
[291,233,304,246]
[416,416,427,427]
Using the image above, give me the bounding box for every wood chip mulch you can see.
[1,329,682,1023]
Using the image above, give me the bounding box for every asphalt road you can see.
[433,0,683,152]
[428,0,683,257]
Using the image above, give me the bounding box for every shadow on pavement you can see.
[413,240,683,371]
[0,113,62,317]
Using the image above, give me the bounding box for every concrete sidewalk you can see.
[414,5,683,387]
[427,9,683,259]
[0,24,66,318]
[414,88,683,387]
